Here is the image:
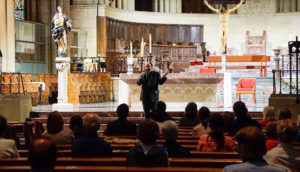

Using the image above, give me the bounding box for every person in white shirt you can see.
[0,115,19,158]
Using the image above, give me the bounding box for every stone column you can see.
[112,0,116,8]
[63,0,71,17]
[291,0,296,12]
[160,0,164,12]
[105,0,110,6]
[170,0,176,13]
[52,57,73,111]
[154,0,158,12]
[123,0,128,10]
[283,0,290,12]
[127,0,135,11]
[164,0,169,13]
[118,0,122,9]
[0,0,15,72]
[176,0,181,13]
[50,0,57,73]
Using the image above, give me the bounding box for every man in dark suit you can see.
[137,62,168,118]
[104,103,137,136]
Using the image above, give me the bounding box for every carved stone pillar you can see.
[52,57,73,111]
[154,0,158,12]
[165,0,169,13]
[0,0,15,72]
[176,0,181,13]
[123,0,128,10]
[118,0,122,9]
[170,0,176,13]
[127,0,135,11]
[160,0,164,12]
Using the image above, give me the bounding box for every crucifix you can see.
[204,0,245,54]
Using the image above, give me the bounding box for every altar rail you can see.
[0,73,40,106]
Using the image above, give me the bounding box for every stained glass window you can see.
[14,0,25,20]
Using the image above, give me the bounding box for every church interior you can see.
[0,0,300,171]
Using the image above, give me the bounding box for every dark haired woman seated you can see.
[197,113,235,152]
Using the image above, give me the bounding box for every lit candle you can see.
[141,37,144,57]
[289,33,292,41]
[149,34,152,54]
[130,41,133,58]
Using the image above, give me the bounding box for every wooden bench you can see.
[205,56,270,77]
[18,149,239,159]
[0,166,223,172]
[0,157,242,168]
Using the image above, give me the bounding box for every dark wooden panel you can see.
[182,0,214,13]
[132,24,140,41]
[135,0,153,12]
[191,26,202,43]
[179,26,191,43]
[158,25,166,44]
[140,24,148,41]
[166,25,179,44]
[148,25,156,43]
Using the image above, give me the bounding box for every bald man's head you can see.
[83,114,100,134]
[29,138,57,171]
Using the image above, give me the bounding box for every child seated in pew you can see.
[197,113,235,152]
[0,115,19,158]
[161,120,191,158]
[126,119,169,167]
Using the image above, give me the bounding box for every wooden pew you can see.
[0,166,223,172]
[0,157,242,168]
[205,56,270,77]
[18,149,239,159]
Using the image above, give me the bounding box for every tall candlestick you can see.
[130,41,133,58]
[149,34,152,54]
[141,37,144,57]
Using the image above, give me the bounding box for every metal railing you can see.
[272,37,300,103]
[0,72,27,95]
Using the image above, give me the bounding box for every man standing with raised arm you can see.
[137,62,168,118]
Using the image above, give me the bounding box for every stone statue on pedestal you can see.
[51,6,72,57]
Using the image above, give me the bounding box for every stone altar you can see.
[119,73,224,107]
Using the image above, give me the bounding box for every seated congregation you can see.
[0,101,300,171]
